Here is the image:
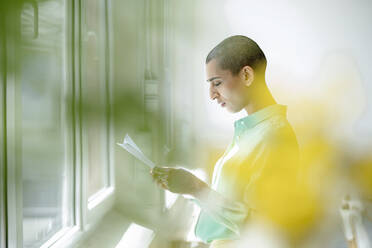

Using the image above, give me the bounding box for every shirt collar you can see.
[234,104,287,136]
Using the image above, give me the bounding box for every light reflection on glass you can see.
[20,0,70,247]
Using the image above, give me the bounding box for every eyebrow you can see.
[206,76,222,82]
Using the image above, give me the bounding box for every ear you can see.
[240,66,254,87]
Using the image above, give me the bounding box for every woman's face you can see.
[206,59,250,113]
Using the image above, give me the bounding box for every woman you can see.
[152,35,301,247]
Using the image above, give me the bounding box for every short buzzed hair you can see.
[206,35,267,75]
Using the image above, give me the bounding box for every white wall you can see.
[175,0,372,151]
[111,0,164,227]
[110,0,197,239]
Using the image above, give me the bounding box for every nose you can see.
[209,85,219,100]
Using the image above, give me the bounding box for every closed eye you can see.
[213,81,222,87]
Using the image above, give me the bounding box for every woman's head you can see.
[206,36,268,113]
[206,35,267,76]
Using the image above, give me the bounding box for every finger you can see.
[154,177,168,187]
[151,166,164,175]
[160,180,169,190]
[156,181,165,189]
[161,176,168,184]
[152,171,168,180]
[152,169,170,179]
[153,167,171,174]
[156,179,168,190]
[155,178,163,187]
[151,167,159,176]
[155,170,171,177]
[158,176,169,188]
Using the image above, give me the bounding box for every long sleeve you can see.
[194,104,302,243]
[192,188,249,240]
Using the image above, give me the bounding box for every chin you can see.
[224,102,243,113]
[226,107,241,113]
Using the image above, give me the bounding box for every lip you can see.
[221,102,226,107]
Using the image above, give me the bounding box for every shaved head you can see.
[206,35,267,76]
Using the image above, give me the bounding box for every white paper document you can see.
[117,134,155,169]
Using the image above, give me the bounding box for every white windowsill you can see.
[88,186,114,210]
[41,187,115,248]
[41,226,80,248]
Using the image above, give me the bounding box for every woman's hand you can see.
[151,166,207,196]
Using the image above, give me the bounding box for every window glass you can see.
[20,0,71,247]
[81,0,109,198]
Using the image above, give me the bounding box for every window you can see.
[2,0,113,247]
[81,0,111,200]
[19,0,72,247]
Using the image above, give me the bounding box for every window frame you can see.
[5,2,24,247]
[51,0,115,246]
[79,0,113,208]
[1,2,8,247]
[52,0,115,245]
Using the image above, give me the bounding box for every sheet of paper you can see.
[117,134,155,169]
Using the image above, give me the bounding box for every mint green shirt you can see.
[194,104,300,243]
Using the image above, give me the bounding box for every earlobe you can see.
[244,67,254,87]
[245,80,253,87]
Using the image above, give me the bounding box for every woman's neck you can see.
[244,82,277,115]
